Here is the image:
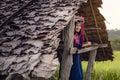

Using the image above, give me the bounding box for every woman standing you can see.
[69,16,91,80]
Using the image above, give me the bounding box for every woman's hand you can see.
[87,42,92,46]
[82,41,92,47]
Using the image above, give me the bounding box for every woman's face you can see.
[75,23,81,32]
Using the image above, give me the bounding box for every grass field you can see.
[33,51,120,80]
[82,51,120,80]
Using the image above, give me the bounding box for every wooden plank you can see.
[6,73,15,80]
[84,27,101,30]
[85,49,97,80]
[70,44,107,54]
[70,46,98,54]
[60,16,74,80]
[92,43,108,48]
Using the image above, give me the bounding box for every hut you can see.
[0,0,113,80]
[78,0,113,61]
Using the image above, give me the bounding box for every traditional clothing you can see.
[69,31,83,80]
[69,15,85,80]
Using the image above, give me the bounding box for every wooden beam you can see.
[70,44,108,54]
[85,49,97,80]
[92,43,108,48]
[70,46,98,54]
[60,17,74,80]
[84,28,101,30]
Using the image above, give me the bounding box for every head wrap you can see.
[74,14,85,41]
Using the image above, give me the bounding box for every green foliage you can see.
[111,39,120,50]
[54,66,60,80]
[107,29,120,50]
[107,29,120,40]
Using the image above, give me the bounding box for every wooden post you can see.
[6,73,25,80]
[60,16,74,80]
[84,49,97,80]
[6,74,13,80]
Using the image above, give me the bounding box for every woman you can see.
[69,16,91,80]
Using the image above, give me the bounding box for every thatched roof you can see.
[77,0,113,61]
[0,0,88,79]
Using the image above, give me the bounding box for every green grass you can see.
[82,51,120,80]
[33,51,120,80]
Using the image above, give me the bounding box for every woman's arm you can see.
[82,41,92,47]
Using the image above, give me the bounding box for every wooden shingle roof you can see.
[0,0,88,79]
